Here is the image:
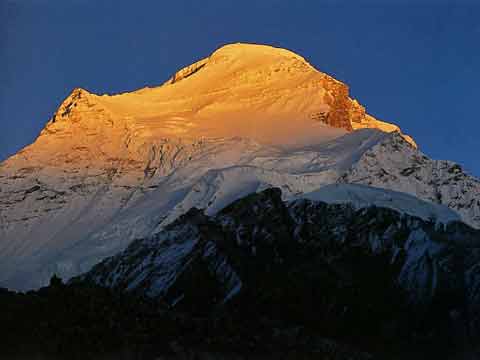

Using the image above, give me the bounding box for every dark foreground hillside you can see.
[0,284,460,360]
[0,279,468,360]
[2,189,480,359]
[0,279,377,360]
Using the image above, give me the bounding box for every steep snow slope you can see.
[0,130,387,290]
[0,136,269,289]
[0,129,478,291]
[0,43,478,290]
[300,183,460,224]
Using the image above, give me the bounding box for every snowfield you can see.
[300,183,460,225]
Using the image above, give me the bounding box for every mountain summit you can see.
[41,43,414,149]
[1,43,478,290]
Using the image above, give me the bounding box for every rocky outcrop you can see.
[318,75,354,130]
[164,58,210,85]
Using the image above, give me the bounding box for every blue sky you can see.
[1,0,479,175]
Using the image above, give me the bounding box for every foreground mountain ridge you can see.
[1,188,479,359]
[1,43,479,290]
[83,187,474,302]
[80,187,480,357]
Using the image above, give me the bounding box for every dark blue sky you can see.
[1,1,479,175]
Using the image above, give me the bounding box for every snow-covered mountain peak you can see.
[163,43,313,85]
[210,42,310,62]
[31,43,414,152]
[7,43,477,290]
[38,87,113,139]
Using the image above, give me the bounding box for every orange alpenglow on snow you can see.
[38,42,415,155]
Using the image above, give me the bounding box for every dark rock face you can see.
[318,75,355,130]
[74,188,480,359]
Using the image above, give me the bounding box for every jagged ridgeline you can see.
[81,188,480,337]
[2,188,479,359]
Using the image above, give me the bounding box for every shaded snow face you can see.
[0,128,389,290]
[300,183,460,225]
[1,129,479,291]
[342,132,480,228]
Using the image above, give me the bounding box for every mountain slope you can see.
[340,131,480,228]
[0,43,478,290]
[83,187,471,304]
[80,188,480,357]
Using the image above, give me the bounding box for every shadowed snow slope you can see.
[300,183,460,224]
[0,43,478,290]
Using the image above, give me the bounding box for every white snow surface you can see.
[0,43,477,290]
[342,131,480,228]
[300,183,460,224]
